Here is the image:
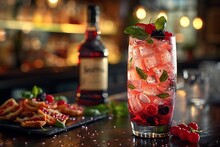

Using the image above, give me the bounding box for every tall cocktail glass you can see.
[127,36,176,138]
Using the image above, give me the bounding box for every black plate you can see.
[0,115,107,136]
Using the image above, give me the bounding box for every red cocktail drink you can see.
[125,17,176,137]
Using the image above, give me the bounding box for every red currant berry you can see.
[57,100,67,105]
[188,132,200,143]
[164,31,173,37]
[188,122,199,130]
[46,94,54,103]
[179,128,190,141]
[170,126,181,136]
[178,123,190,131]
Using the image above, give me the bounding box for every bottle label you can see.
[80,58,108,90]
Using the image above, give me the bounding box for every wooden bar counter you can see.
[0,90,220,147]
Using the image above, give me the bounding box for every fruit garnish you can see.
[124,16,173,43]
[36,92,46,102]
[46,94,55,103]
[144,104,158,116]
[188,122,199,130]
[158,105,170,115]
[146,116,158,125]
[57,100,67,105]
[170,122,202,143]
[188,132,200,143]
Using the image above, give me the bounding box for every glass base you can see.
[131,122,170,138]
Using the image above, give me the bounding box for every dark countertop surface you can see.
[0,90,220,147]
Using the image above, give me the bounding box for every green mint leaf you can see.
[109,101,128,118]
[32,85,39,98]
[128,83,136,89]
[157,93,169,99]
[155,16,167,30]
[124,26,148,40]
[128,57,133,69]
[21,91,34,99]
[84,108,101,116]
[55,120,66,128]
[146,38,153,44]
[160,70,168,82]
[136,67,147,80]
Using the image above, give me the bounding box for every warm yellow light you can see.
[180,16,190,27]
[48,0,59,8]
[0,29,6,42]
[157,11,167,20]
[193,17,203,30]
[136,7,146,20]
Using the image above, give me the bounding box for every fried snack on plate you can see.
[16,110,46,128]
[20,99,38,111]
[0,98,23,120]
[20,99,47,111]
[57,104,84,116]
[45,102,57,109]
[0,98,18,116]
[39,107,69,126]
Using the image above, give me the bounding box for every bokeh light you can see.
[136,6,146,20]
[180,16,190,27]
[193,17,203,30]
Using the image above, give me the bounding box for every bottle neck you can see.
[85,22,100,39]
[86,5,100,40]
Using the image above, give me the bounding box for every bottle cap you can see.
[87,4,100,24]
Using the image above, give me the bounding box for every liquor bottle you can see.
[76,4,109,106]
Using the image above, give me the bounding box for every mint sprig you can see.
[157,93,169,99]
[124,26,148,40]
[136,67,147,80]
[159,70,168,82]
[155,16,167,30]
[128,83,136,90]
[124,16,167,43]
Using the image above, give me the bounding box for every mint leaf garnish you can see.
[146,38,153,44]
[128,83,136,90]
[159,70,168,82]
[155,16,167,30]
[128,57,133,69]
[157,93,169,99]
[55,120,66,128]
[124,26,148,40]
[136,67,147,80]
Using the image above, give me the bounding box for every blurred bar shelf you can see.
[0,20,116,35]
